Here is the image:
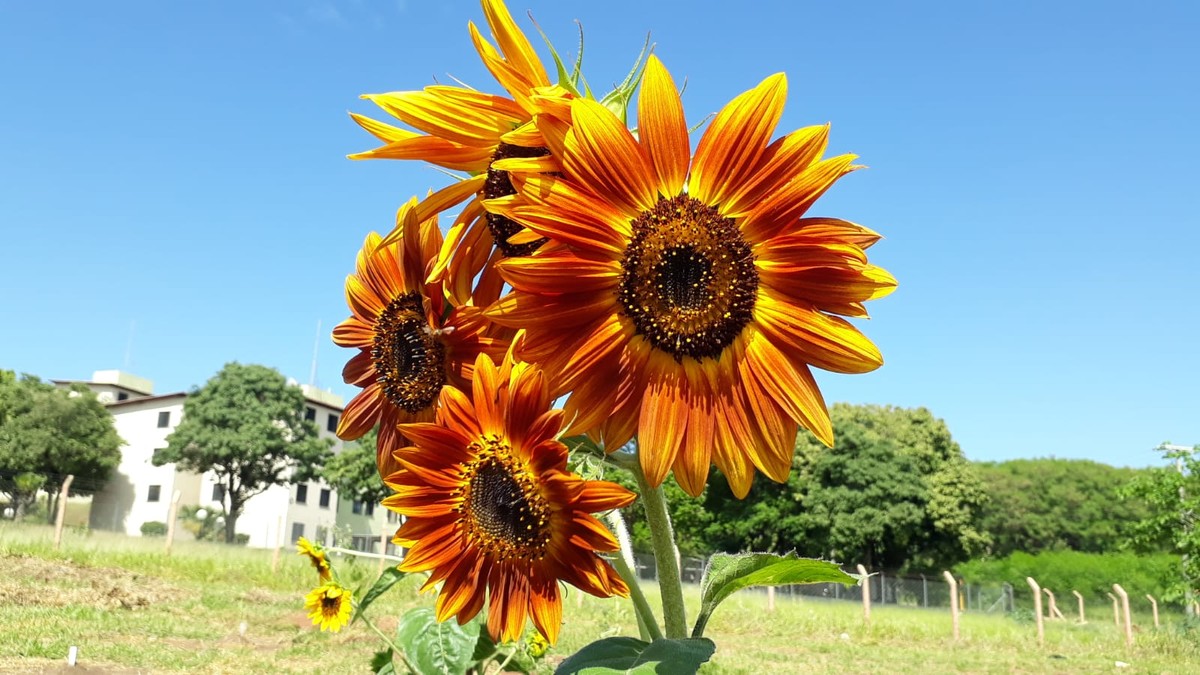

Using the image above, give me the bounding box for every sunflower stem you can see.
[362,614,414,673]
[634,463,688,639]
[605,509,663,642]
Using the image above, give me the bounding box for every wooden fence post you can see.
[1113,584,1133,647]
[943,571,960,641]
[53,475,75,550]
[1106,592,1120,629]
[378,520,389,576]
[766,586,776,612]
[271,516,284,573]
[1026,577,1044,646]
[1071,590,1086,623]
[857,564,871,624]
[1145,594,1159,628]
[1043,588,1064,620]
[164,490,182,556]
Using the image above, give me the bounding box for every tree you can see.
[697,404,988,571]
[1120,443,1200,604]
[976,458,1151,557]
[321,427,391,506]
[0,371,122,521]
[153,363,332,543]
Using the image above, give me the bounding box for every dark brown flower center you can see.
[371,292,446,413]
[457,435,551,561]
[618,194,758,361]
[484,142,550,257]
[320,592,341,617]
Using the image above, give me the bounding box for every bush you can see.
[233,533,250,546]
[140,521,168,537]
[957,550,1181,607]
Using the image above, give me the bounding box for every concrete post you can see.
[53,475,75,550]
[1113,584,1133,647]
[943,571,960,641]
[1071,590,1086,623]
[1145,594,1159,628]
[164,490,182,556]
[1026,577,1044,646]
[857,564,871,624]
[1106,592,1120,629]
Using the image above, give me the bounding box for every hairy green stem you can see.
[635,467,688,639]
[605,510,663,642]
[363,614,415,674]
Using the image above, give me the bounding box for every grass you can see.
[2,522,1198,674]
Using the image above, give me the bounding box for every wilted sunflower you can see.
[349,0,566,305]
[486,55,897,498]
[334,197,509,479]
[296,536,332,582]
[304,582,354,633]
[383,352,635,644]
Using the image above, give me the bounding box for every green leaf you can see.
[693,552,858,637]
[370,648,396,675]
[395,607,481,675]
[555,637,714,675]
[352,565,406,625]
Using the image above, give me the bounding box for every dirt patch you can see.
[1,553,182,610]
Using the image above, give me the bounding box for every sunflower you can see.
[348,0,568,305]
[382,352,636,644]
[305,582,355,633]
[333,197,509,479]
[296,536,332,583]
[485,55,897,498]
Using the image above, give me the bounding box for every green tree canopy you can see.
[321,426,391,505]
[153,363,331,542]
[975,458,1152,557]
[0,371,122,521]
[1119,443,1200,603]
[693,404,987,571]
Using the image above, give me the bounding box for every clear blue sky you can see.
[2,1,1196,467]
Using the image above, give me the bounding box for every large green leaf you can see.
[395,607,481,675]
[693,552,859,637]
[555,637,715,675]
[352,565,406,625]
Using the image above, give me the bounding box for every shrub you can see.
[233,533,250,546]
[140,521,168,537]
[957,550,1181,607]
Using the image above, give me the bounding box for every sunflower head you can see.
[296,536,332,583]
[334,198,511,480]
[485,55,896,499]
[304,582,355,633]
[383,350,635,644]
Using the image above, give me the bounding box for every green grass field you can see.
[2,522,1197,674]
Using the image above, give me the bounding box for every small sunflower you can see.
[383,351,636,644]
[349,0,567,305]
[333,197,510,479]
[296,536,332,583]
[305,582,355,633]
[486,56,897,498]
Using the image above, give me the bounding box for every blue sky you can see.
[2,0,1196,467]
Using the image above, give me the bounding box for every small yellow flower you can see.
[304,583,355,633]
[296,536,332,582]
[527,631,550,658]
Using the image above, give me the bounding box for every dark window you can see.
[157,411,170,428]
[295,484,308,504]
[212,484,225,503]
[326,413,339,432]
[319,488,331,509]
[387,510,400,524]
[117,392,129,401]
[147,485,161,502]
[365,502,375,517]
[291,522,305,542]
[305,407,316,421]
[352,500,363,515]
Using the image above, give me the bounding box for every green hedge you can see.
[140,521,168,537]
[957,550,1183,607]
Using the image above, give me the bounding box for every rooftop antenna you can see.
[123,320,136,371]
[309,319,322,387]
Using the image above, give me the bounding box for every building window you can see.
[352,500,363,515]
[305,406,316,421]
[315,525,329,545]
[291,522,305,542]
[212,484,225,503]
[157,411,170,428]
[387,510,400,524]
[147,485,161,502]
[326,413,339,432]
[319,488,331,509]
[295,484,308,504]
[117,392,129,401]
[365,502,375,517]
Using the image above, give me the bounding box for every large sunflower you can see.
[382,352,635,644]
[485,56,897,498]
[349,0,565,305]
[333,198,509,479]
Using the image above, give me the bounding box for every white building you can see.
[61,370,395,551]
